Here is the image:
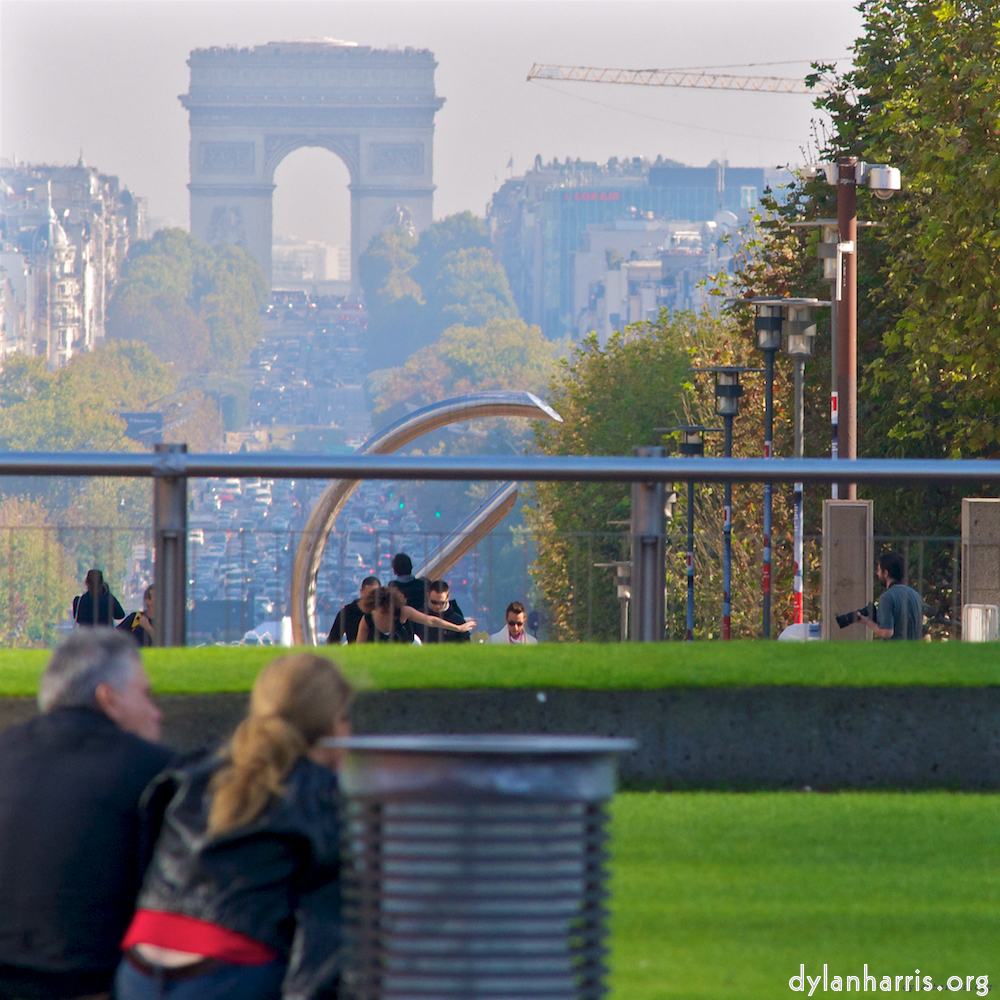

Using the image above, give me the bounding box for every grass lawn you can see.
[3,641,1000,697]
[609,792,997,999]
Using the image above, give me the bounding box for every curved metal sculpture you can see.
[291,390,562,645]
[411,481,519,582]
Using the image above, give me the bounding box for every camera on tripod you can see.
[835,602,876,629]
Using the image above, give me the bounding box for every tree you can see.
[0,496,78,648]
[359,214,515,369]
[524,313,697,641]
[373,318,562,427]
[812,0,1000,461]
[411,211,491,299]
[106,229,268,374]
[429,249,517,332]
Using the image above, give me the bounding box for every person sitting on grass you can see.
[116,654,353,1000]
[356,583,477,644]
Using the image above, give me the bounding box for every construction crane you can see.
[526,63,829,95]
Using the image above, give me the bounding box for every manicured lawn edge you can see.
[1,642,999,695]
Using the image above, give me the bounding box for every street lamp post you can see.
[733,297,827,637]
[660,426,720,641]
[693,366,762,639]
[753,301,783,638]
[783,308,817,624]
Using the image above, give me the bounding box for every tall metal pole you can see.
[792,357,805,624]
[837,157,858,500]
[830,292,838,499]
[722,415,733,639]
[686,478,695,642]
[762,347,775,638]
[629,446,666,643]
[153,442,188,647]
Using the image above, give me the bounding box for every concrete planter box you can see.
[2,687,997,790]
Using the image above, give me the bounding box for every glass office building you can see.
[489,158,771,339]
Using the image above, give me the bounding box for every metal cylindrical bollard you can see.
[332,735,635,1000]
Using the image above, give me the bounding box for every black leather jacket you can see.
[136,751,343,1000]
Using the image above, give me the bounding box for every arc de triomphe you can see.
[179,39,445,292]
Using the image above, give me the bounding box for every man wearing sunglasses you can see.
[422,580,471,643]
[487,601,538,645]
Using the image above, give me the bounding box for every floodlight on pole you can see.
[799,159,901,499]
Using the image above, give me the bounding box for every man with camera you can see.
[860,552,924,640]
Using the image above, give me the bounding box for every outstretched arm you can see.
[401,606,476,633]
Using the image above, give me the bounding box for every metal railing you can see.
[2,449,997,645]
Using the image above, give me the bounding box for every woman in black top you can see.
[356,584,476,644]
[72,569,125,627]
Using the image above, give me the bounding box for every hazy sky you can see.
[1,1,863,248]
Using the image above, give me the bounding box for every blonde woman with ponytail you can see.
[116,654,352,1000]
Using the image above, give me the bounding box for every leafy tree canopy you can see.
[359,214,515,369]
[0,495,77,648]
[524,312,702,641]
[411,211,491,294]
[106,229,268,374]
[374,317,562,420]
[812,0,1000,458]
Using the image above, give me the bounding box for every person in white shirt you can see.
[487,602,538,644]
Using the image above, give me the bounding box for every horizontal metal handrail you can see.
[2,451,1000,484]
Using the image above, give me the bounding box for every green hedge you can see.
[1,641,999,696]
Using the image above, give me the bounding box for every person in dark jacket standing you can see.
[423,580,471,644]
[390,553,426,610]
[0,630,172,1000]
[73,568,126,627]
[391,552,427,640]
[327,576,379,644]
[116,653,354,1000]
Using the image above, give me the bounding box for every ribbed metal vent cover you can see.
[332,736,633,1000]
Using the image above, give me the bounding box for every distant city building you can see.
[488,155,784,340]
[272,236,350,291]
[0,159,145,366]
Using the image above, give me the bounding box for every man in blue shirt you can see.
[863,552,924,640]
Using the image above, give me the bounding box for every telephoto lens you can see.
[836,603,875,629]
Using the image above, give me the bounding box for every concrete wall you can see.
[3,688,998,790]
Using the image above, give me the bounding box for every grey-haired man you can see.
[0,630,173,1000]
